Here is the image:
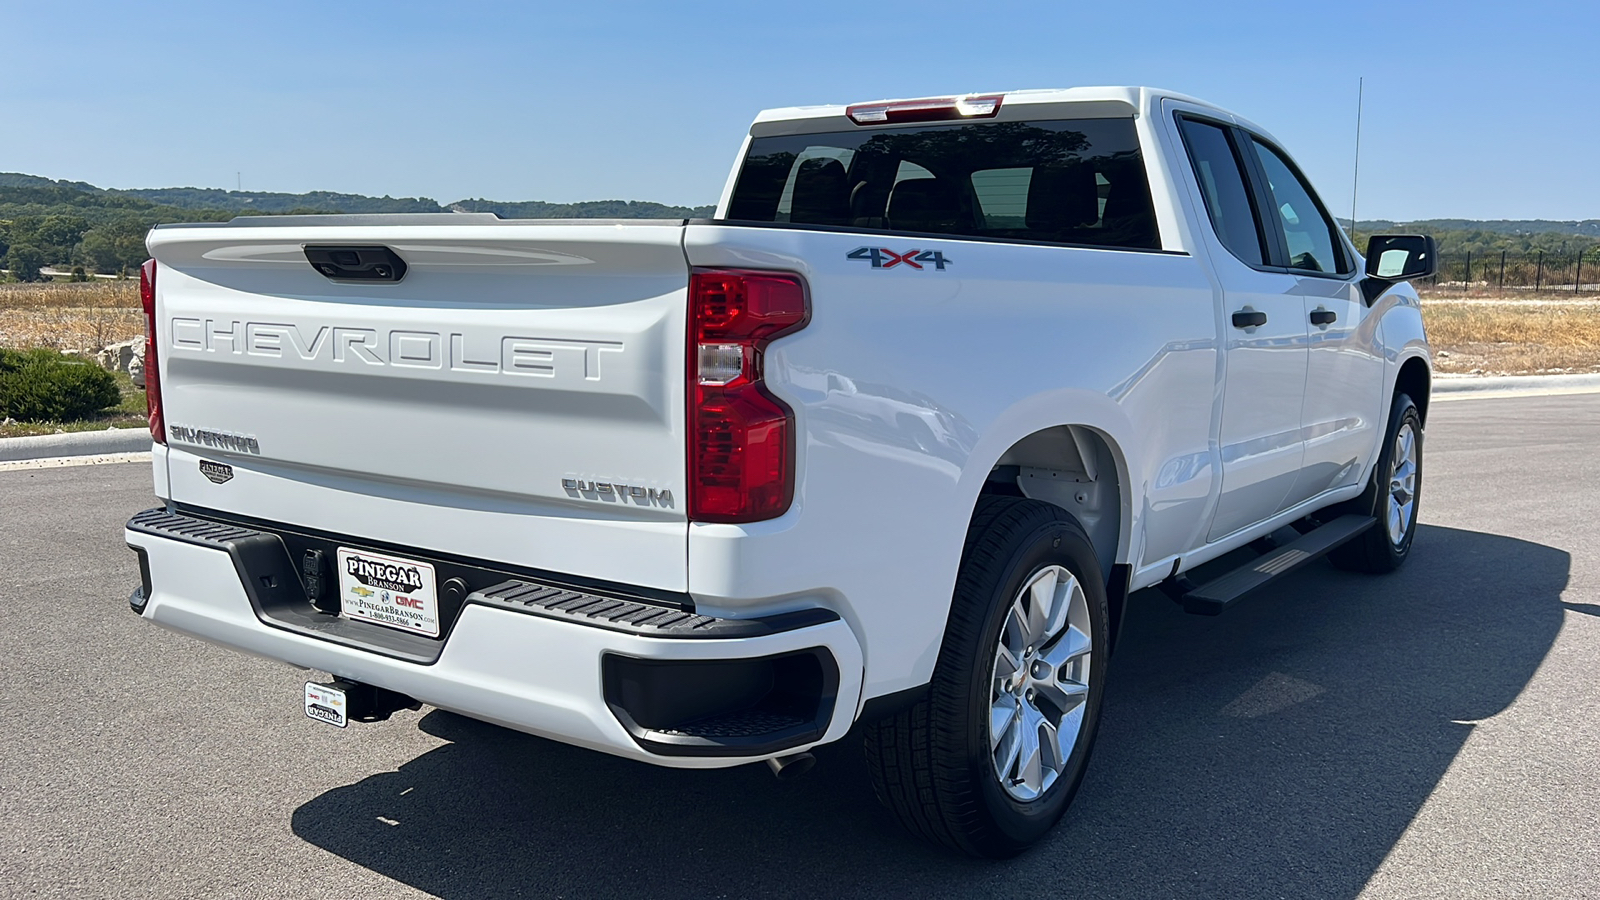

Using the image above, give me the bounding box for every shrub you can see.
[0,347,122,421]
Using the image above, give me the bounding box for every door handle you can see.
[1310,308,1337,326]
[1231,309,1267,328]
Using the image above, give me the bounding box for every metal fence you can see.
[1429,250,1600,293]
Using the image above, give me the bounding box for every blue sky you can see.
[4,0,1596,221]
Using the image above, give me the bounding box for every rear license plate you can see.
[335,547,441,637]
[305,681,348,728]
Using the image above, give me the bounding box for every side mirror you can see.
[1365,234,1437,280]
[1361,234,1437,303]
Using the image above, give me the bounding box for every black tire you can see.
[1329,392,1423,573]
[862,496,1110,858]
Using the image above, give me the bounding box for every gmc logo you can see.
[395,596,424,610]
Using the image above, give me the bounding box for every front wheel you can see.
[863,496,1109,857]
[1330,392,1423,573]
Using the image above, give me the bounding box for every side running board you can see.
[1174,514,1376,616]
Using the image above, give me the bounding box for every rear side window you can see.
[1176,118,1266,267]
[726,118,1160,250]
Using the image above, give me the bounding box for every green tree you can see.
[5,215,40,249]
[6,244,45,282]
[32,214,89,264]
[78,218,150,275]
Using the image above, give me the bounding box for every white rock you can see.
[97,338,144,375]
[128,348,146,389]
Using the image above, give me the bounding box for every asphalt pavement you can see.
[2,394,1598,899]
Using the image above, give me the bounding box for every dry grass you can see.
[0,280,141,311]
[1421,297,1600,375]
[0,281,1597,376]
[0,280,143,352]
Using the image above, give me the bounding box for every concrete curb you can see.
[1434,373,1600,396]
[1,374,1589,459]
[0,429,153,462]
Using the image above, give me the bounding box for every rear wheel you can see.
[863,496,1109,857]
[1330,392,1423,573]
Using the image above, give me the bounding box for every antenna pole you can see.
[1350,77,1364,240]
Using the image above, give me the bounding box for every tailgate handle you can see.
[304,245,408,283]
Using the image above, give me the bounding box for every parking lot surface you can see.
[3,394,1598,899]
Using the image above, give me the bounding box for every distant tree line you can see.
[450,198,718,218]
[2,214,137,281]
[0,172,715,282]
[2,170,1592,281]
[0,211,221,281]
[1348,218,1600,257]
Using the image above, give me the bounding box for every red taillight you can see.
[688,268,809,523]
[140,258,165,444]
[846,93,1003,125]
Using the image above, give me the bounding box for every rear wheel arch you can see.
[976,424,1130,641]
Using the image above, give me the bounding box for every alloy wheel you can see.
[988,565,1093,802]
[1387,421,1418,545]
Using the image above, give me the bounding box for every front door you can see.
[1237,136,1387,506]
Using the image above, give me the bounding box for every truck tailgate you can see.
[146,219,689,592]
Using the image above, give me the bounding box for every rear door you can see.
[147,219,690,591]
[1170,112,1310,542]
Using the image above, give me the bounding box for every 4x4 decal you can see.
[847,247,952,270]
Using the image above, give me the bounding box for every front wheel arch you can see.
[1330,391,1423,573]
[1395,356,1431,425]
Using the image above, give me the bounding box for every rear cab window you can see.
[725,117,1161,250]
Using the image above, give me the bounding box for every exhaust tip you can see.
[765,752,816,780]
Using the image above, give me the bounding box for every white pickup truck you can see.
[125,86,1436,857]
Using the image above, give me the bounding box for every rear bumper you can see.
[124,509,863,768]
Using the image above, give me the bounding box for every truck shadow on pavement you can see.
[292,524,1568,899]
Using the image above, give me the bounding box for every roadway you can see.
[2,393,1597,899]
